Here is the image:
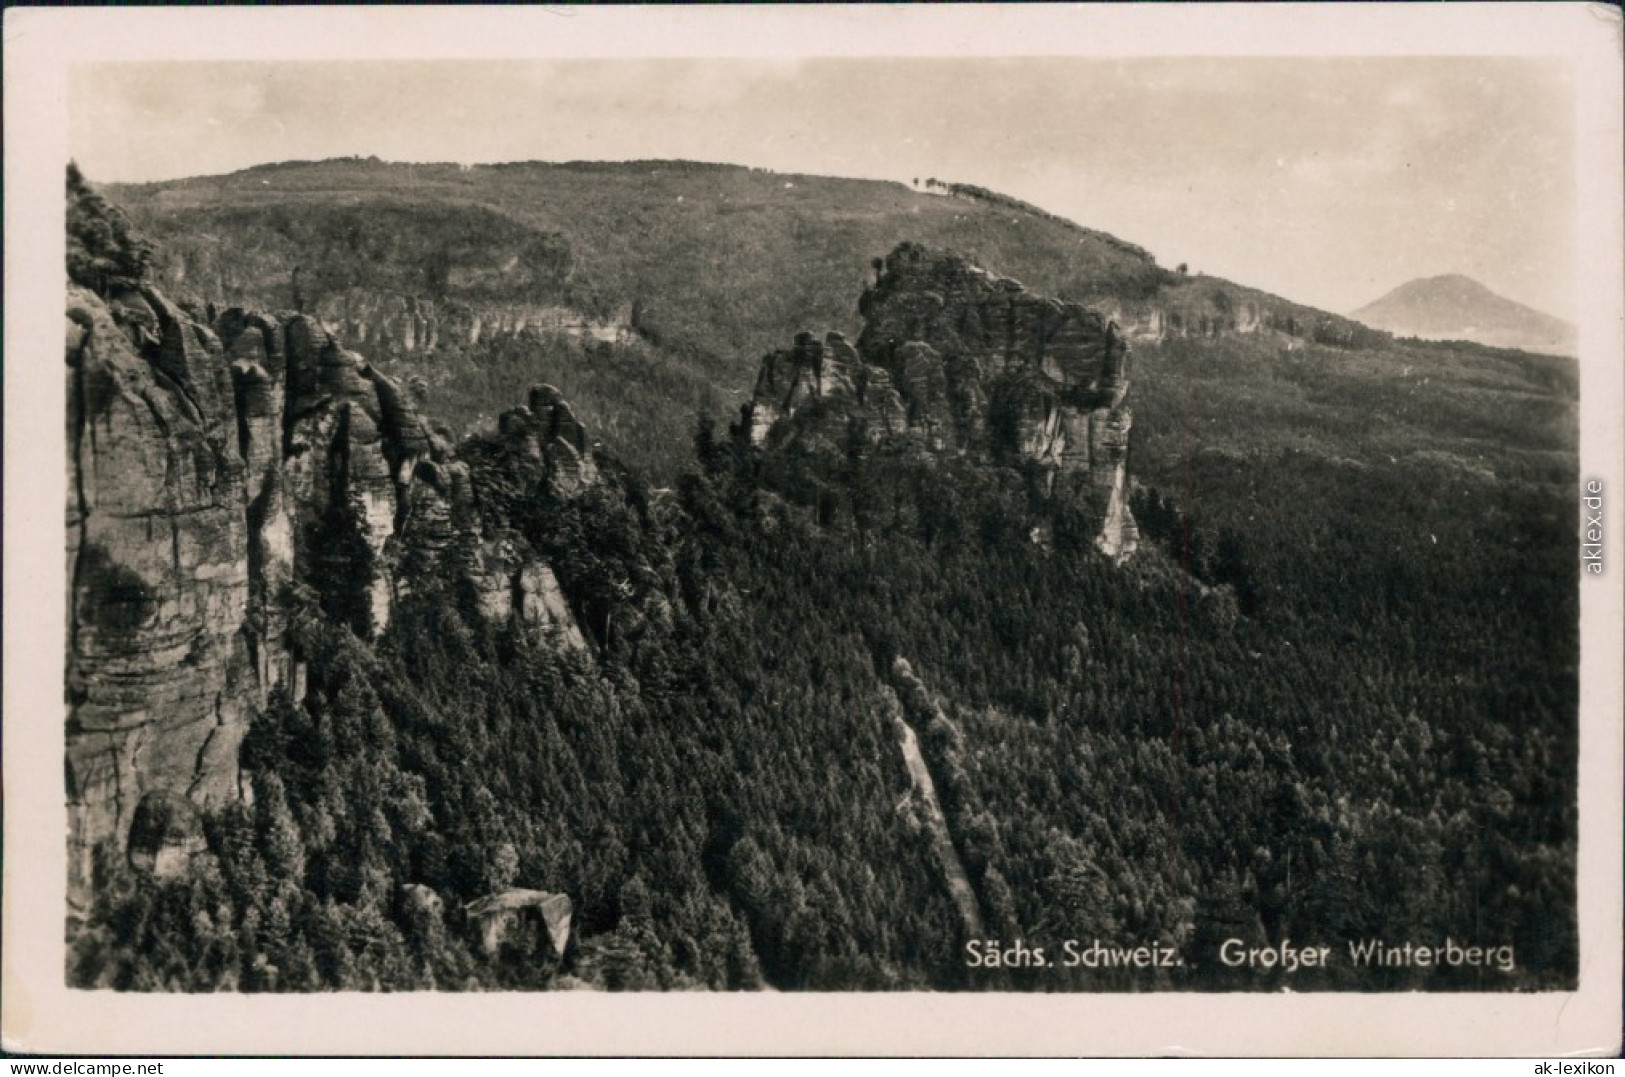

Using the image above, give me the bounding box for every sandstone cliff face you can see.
[495,385,600,497]
[858,244,1130,412]
[747,331,864,446]
[464,302,635,348]
[1104,280,1383,350]
[315,293,635,353]
[742,243,1138,558]
[1110,296,1281,342]
[142,197,624,357]
[471,533,588,651]
[67,285,263,907]
[67,285,596,908]
[166,282,636,359]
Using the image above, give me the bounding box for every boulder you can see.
[126,790,207,879]
[466,889,573,957]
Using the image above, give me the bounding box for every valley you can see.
[111,159,1385,482]
[64,159,1579,993]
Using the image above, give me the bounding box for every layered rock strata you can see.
[741,243,1138,557]
[67,284,595,908]
[316,295,635,354]
[1104,289,1380,349]
[496,385,600,496]
[67,285,261,907]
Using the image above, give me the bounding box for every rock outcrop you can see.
[496,385,600,496]
[1110,296,1282,342]
[67,285,261,910]
[857,245,1130,411]
[315,294,636,354]
[1104,282,1385,351]
[471,534,588,650]
[466,889,574,957]
[740,243,1139,557]
[125,791,208,879]
[67,284,597,911]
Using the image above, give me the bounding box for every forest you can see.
[71,370,1577,992]
[68,167,1579,993]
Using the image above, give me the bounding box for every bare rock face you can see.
[219,310,428,639]
[466,889,573,958]
[463,302,635,348]
[743,332,862,447]
[493,384,601,496]
[472,534,587,650]
[305,291,635,356]
[895,342,952,451]
[1106,282,1383,351]
[820,332,860,397]
[516,561,587,648]
[319,292,441,354]
[66,286,259,907]
[280,326,402,631]
[391,459,465,601]
[126,791,208,879]
[68,283,600,911]
[858,243,1129,410]
[855,366,908,438]
[743,243,1139,557]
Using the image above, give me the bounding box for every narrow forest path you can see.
[892,702,986,939]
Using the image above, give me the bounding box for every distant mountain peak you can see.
[1407,272,1491,291]
[1351,274,1575,356]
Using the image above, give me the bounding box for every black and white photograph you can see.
[5,3,1622,1057]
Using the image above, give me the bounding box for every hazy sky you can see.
[70,57,1576,320]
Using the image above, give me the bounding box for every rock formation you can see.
[465,889,574,958]
[740,243,1139,557]
[67,285,261,910]
[1104,282,1384,351]
[66,283,597,912]
[312,294,636,354]
[495,385,600,496]
[1109,296,1281,342]
[125,791,209,879]
[471,533,588,650]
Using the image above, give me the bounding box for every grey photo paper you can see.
[5,3,1621,1057]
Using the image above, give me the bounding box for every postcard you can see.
[4,2,1621,1057]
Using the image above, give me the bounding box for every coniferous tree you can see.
[67,162,153,296]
